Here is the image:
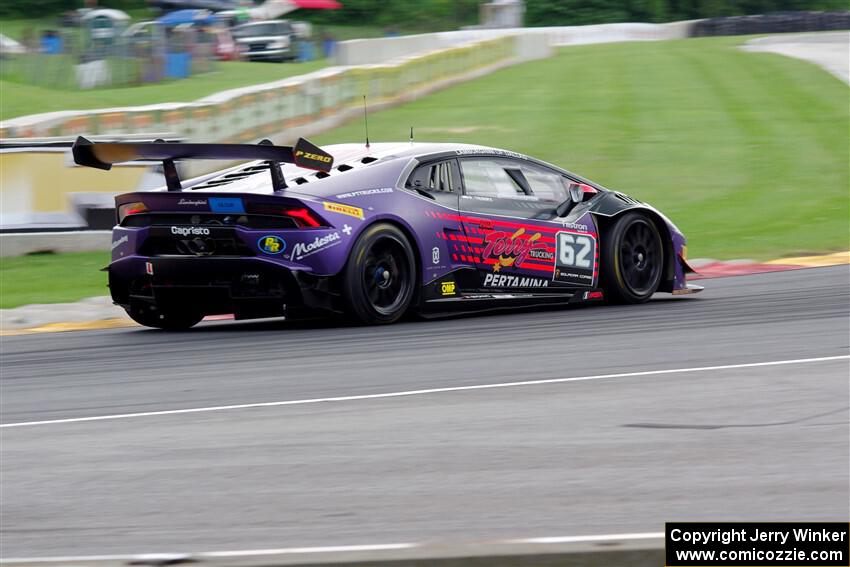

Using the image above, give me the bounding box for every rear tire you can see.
[600,212,664,304]
[342,223,416,325]
[127,303,203,330]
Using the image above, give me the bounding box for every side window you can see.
[519,163,572,203]
[407,161,457,193]
[460,159,525,198]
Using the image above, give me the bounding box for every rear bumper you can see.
[109,256,331,318]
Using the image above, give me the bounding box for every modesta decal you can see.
[291,232,341,260]
[323,201,364,220]
[554,232,597,286]
[482,228,547,272]
[484,273,549,288]
[111,235,129,250]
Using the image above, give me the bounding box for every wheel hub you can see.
[374,266,393,289]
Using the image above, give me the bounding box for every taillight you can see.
[246,203,328,228]
[118,201,148,222]
[283,208,321,228]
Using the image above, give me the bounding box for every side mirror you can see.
[568,182,583,204]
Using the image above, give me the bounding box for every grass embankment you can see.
[0,59,329,121]
[316,36,849,261]
[0,251,109,308]
[1,36,847,308]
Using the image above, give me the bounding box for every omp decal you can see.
[258,235,286,255]
[440,281,456,296]
[208,197,245,214]
[482,228,547,272]
[171,226,210,236]
[483,273,549,287]
[290,232,341,260]
[323,202,364,220]
[554,232,597,286]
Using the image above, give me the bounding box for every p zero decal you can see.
[554,232,597,286]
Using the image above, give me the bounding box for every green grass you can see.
[0,252,109,308]
[0,59,329,120]
[2,35,848,308]
[316,36,849,261]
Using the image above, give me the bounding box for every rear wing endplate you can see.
[71,136,334,192]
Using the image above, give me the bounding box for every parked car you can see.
[231,20,296,62]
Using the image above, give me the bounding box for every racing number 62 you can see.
[557,233,594,268]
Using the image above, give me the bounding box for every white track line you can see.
[2,355,846,429]
[0,533,667,563]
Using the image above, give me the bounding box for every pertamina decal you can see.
[554,231,597,286]
[482,228,547,272]
[323,202,364,220]
[483,273,549,288]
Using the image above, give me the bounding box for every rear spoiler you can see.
[71,136,334,192]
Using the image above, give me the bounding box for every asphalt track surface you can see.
[1,266,848,558]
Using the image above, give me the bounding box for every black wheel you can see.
[342,223,416,324]
[601,212,664,304]
[127,303,203,330]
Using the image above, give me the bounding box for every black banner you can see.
[666,522,849,566]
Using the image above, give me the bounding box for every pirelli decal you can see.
[323,201,364,220]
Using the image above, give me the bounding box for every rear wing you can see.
[71,136,334,192]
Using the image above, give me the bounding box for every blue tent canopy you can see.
[156,9,217,27]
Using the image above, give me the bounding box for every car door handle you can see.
[476,219,494,230]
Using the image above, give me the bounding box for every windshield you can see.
[232,22,289,38]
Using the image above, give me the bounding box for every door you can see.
[456,157,577,291]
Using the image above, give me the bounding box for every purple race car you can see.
[72,136,702,329]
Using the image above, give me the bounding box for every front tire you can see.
[601,212,664,304]
[342,223,416,324]
[127,303,203,330]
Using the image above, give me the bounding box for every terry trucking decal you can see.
[482,228,546,272]
[554,231,597,286]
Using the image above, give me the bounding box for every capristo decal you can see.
[482,228,547,272]
[483,273,549,288]
[335,188,393,199]
[258,235,286,255]
[171,226,210,236]
[323,202,364,220]
[291,232,341,260]
[554,232,597,286]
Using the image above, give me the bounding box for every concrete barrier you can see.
[0,231,112,256]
